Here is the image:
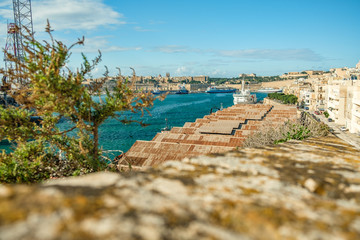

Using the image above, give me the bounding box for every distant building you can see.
[325,77,360,134]
[299,88,314,109]
[192,76,209,83]
[173,76,191,82]
[239,73,256,78]
[330,68,349,79]
[351,84,360,134]
[280,72,308,79]
[310,78,328,111]
[304,70,324,76]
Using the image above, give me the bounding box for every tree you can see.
[0,22,157,182]
[323,111,329,118]
[268,92,297,105]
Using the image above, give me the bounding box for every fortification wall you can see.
[1,135,359,239]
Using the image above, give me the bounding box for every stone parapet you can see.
[0,135,359,239]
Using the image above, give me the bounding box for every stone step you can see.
[152,131,246,147]
[124,141,234,166]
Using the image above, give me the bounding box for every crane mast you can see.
[3,0,34,84]
[12,0,34,62]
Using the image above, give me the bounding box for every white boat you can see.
[233,79,257,104]
[151,87,161,95]
[257,88,283,93]
[175,83,189,94]
[205,85,236,93]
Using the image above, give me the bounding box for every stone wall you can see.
[1,135,359,240]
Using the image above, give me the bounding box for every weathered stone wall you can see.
[0,135,359,240]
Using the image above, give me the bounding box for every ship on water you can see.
[151,87,162,95]
[175,83,189,94]
[233,79,257,104]
[257,88,283,93]
[205,85,236,93]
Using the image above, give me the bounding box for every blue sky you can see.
[0,0,359,77]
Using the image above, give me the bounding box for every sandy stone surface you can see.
[0,135,359,240]
[261,80,295,89]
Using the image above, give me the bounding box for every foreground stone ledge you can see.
[0,135,360,240]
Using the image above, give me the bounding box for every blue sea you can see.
[1,92,268,154]
[91,92,268,153]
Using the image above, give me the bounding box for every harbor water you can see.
[2,92,268,154]
[89,92,268,153]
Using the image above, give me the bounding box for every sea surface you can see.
[91,92,268,153]
[1,92,268,154]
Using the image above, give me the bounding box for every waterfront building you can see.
[281,61,359,134]
[326,77,360,134]
[284,80,311,105]
[307,77,328,111]
[351,84,360,134]
[299,88,315,109]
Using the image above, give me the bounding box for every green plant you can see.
[274,124,311,144]
[243,118,329,148]
[0,22,157,183]
[268,93,298,105]
[323,111,329,118]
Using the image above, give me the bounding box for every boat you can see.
[205,85,236,93]
[233,79,257,104]
[175,84,189,94]
[257,88,283,93]
[161,118,170,132]
[151,87,162,95]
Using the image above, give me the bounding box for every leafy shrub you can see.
[268,93,298,105]
[243,117,329,148]
[0,22,157,183]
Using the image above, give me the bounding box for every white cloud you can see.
[153,45,322,61]
[31,0,125,31]
[0,0,126,37]
[175,66,188,75]
[0,0,11,8]
[211,69,227,76]
[0,9,12,19]
[153,45,197,54]
[217,48,322,61]
[148,20,165,25]
[134,26,154,32]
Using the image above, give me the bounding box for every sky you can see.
[0,0,359,77]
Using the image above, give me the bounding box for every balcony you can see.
[353,98,360,106]
[354,110,360,119]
